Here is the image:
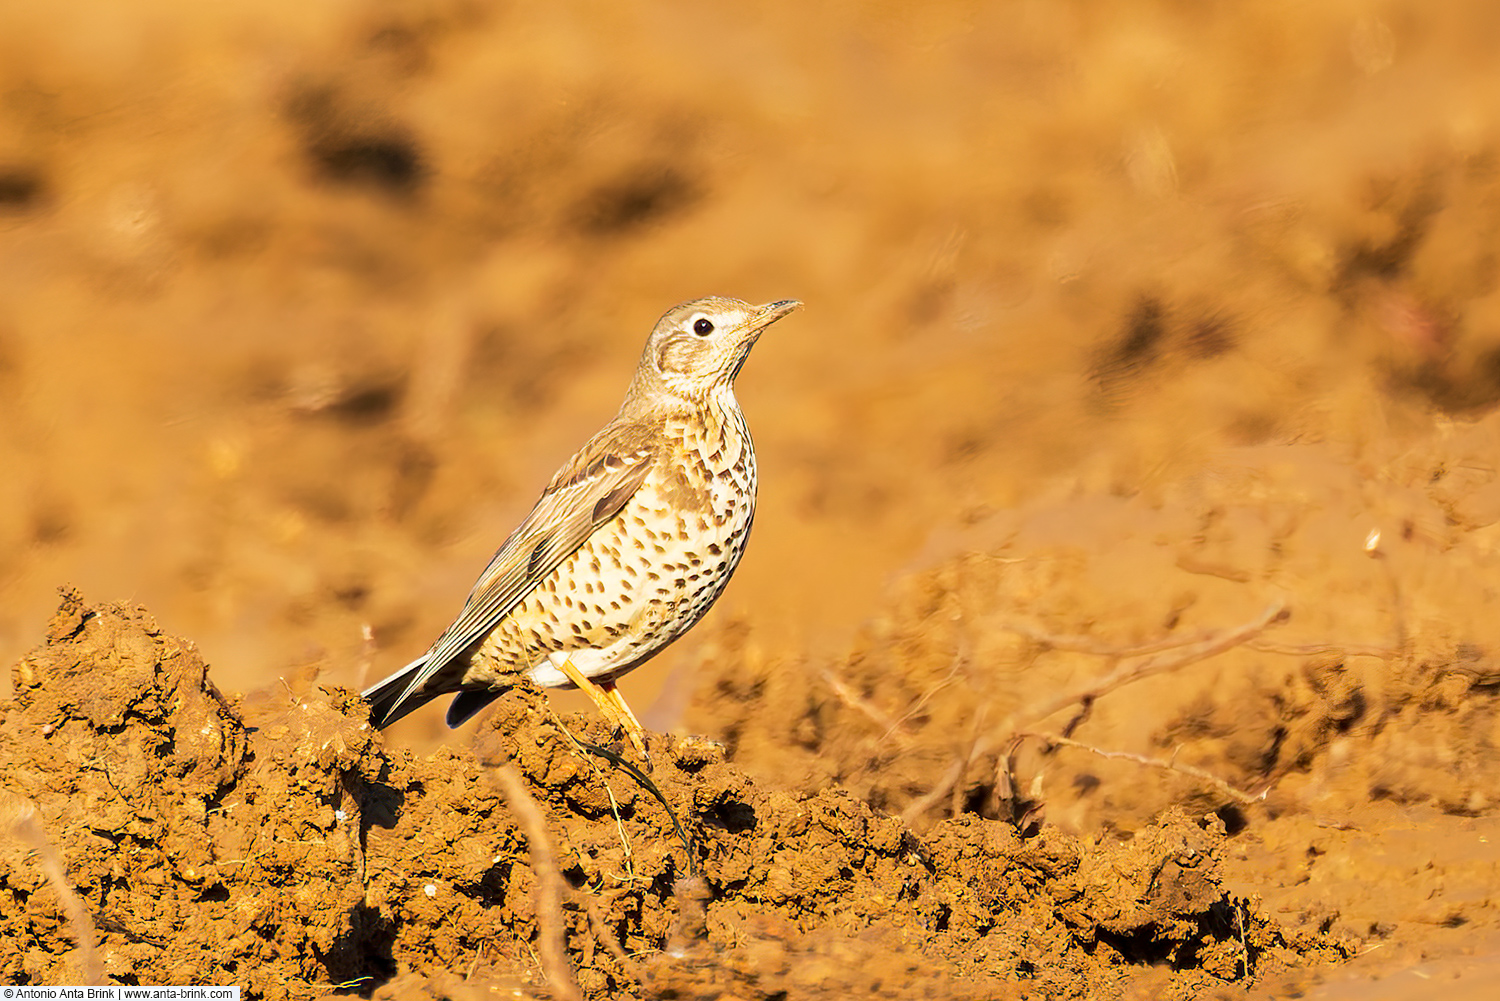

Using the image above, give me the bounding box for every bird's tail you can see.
[445,689,505,728]
[362,655,439,729]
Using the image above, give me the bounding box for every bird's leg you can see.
[599,681,645,732]
[547,652,650,761]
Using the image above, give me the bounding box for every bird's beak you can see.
[748,299,803,332]
[727,300,800,381]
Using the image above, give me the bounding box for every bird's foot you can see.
[612,723,653,772]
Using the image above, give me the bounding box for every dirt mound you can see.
[689,411,1500,835]
[685,407,1500,996]
[0,589,376,992]
[1,590,1343,998]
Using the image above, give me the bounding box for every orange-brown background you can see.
[4,3,1500,991]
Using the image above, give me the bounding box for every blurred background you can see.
[3,0,1500,771]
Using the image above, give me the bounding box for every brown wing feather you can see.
[385,417,659,711]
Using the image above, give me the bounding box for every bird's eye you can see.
[692,317,714,336]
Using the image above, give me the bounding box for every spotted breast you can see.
[466,387,755,690]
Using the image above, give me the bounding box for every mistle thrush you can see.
[364,296,801,746]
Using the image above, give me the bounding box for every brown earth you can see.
[4,1,1500,997]
[0,591,1344,998]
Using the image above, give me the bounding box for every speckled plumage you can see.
[364,296,800,732]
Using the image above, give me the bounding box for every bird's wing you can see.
[389,417,659,709]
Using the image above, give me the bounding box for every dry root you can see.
[904,600,1291,827]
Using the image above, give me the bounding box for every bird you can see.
[363,296,801,752]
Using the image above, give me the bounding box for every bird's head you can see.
[627,296,801,408]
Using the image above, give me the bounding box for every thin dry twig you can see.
[3,797,101,983]
[883,644,968,747]
[903,600,1287,827]
[1018,731,1268,805]
[951,705,990,819]
[1014,600,1287,731]
[825,643,970,754]
[902,757,969,827]
[582,894,642,980]
[820,667,910,748]
[491,765,583,1001]
[1245,639,1395,659]
[999,620,1236,658]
